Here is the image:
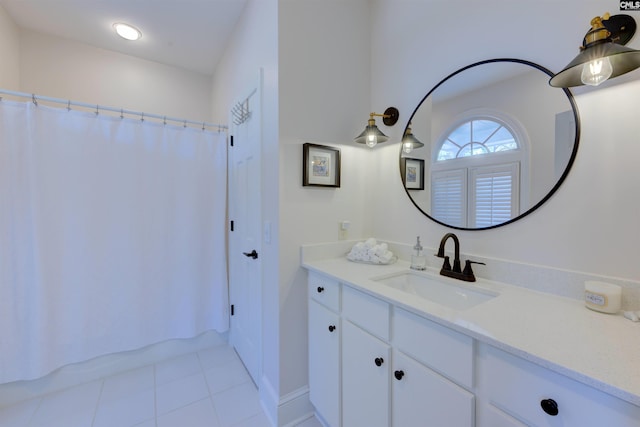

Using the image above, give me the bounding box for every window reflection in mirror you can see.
[401,59,579,230]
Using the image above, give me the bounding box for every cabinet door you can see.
[309,300,340,427]
[342,320,390,427]
[392,350,474,427]
[478,404,527,427]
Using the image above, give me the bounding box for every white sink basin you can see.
[372,271,498,310]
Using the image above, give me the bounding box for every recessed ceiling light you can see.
[113,23,142,41]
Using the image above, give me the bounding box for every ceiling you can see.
[0,0,247,76]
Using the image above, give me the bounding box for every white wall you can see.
[210,0,281,419]
[18,30,212,122]
[278,0,372,404]
[0,4,20,89]
[369,0,640,283]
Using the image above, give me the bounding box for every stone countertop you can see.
[302,253,640,407]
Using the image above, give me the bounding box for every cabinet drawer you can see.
[393,307,473,389]
[479,344,640,426]
[308,272,340,312]
[341,285,389,341]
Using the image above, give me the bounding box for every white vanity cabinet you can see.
[308,273,341,427]
[306,269,640,427]
[306,260,640,427]
[308,272,476,426]
[476,344,640,427]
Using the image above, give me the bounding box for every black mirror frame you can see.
[400,58,581,231]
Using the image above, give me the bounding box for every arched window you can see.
[432,116,526,228]
[437,119,518,161]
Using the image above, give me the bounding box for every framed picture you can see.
[303,143,341,187]
[401,158,425,190]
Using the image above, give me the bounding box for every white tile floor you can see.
[0,344,323,427]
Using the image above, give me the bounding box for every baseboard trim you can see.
[258,376,314,427]
[259,375,279,426]
[279,386,314,427]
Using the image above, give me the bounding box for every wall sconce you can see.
[354,107,399,148]
[549,13,640,87]
[401,123,424,154]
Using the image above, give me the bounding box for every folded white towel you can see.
[364,237,377,248]
[347,239,395,264]
[371,244,388,258]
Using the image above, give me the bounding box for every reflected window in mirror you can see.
[437,119,518,160]
[432,116,525,228]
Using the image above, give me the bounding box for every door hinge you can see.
[230,135,234,147]
[230,220,234,232]
[231,304,235,316]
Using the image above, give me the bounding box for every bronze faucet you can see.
[436,233,485,282]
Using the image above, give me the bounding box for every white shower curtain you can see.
[0,100,228,383]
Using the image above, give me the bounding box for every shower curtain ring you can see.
[67,100,71,111]
[32,94,38,106]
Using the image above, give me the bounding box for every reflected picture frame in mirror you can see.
[400,58,580,230]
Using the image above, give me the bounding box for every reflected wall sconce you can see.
[401,123,424,154]
[354,107,399,148]
[550,13,640,88]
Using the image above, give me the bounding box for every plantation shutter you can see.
[469,163,520,228]
[431,169,466,228]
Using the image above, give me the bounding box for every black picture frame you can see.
[303,143,341,188]
[401,158,425,190]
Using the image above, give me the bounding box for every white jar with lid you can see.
[584,281,622,314]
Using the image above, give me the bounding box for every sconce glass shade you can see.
[550,42,640,87]
[355,120,389,148]
[401,126,424,154]
[550,13,640,88]
[354,108,398,148]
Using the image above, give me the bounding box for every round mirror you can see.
[400,58,580,230]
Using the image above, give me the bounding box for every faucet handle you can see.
[462,260,486,281]
[441,255,452,271]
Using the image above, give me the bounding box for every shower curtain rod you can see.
[0,89,228,132]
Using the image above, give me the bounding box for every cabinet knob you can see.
[540,398,559,416]
[394,370,405,380]
[374,357,384,367]
[317,286,325,293]
[328,325,336,332]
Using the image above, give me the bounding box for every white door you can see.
[228,73,262,385]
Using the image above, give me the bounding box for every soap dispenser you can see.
[410,236,426,271]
